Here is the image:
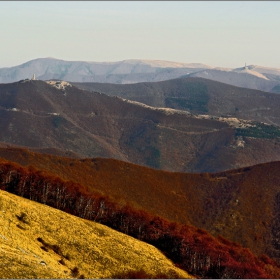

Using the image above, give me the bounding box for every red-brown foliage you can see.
[111,268,181,279]
[0,160,278,278]
[3,147,280,265]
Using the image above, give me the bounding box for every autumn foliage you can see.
[0,160,279,278]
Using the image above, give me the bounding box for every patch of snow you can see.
[248,65,280,76]
[120,98,257,128]
[213,67,233,72]
[195,114,255,128]
[231,136,245,148]
[105,59,213,69]
[120,98,191,115]
[48,113,60,116]
[232,68,269,80]
[236,138,245,148]
[46,80,72,90]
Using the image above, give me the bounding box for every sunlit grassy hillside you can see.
[2,147,280,262]
[0,190,193,279]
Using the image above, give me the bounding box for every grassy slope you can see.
[0,190,192,279]
[2,147,280,263]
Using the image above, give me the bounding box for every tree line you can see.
[0,160,279,278]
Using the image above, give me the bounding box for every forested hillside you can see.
[0,157,280,278]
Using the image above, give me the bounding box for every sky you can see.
[0,1,279,69]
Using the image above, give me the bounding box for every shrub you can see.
[16,224,26,230]
[16,212,29,224]
[58,259,66,265]
[71,266,79,277]
[40,246,48,252]
[51,244,62,255]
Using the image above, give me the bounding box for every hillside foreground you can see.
[2,148,280,263]
[0,190,192,279]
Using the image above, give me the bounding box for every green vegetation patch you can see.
[165,82,209,112]
[235,122,280,139]
[145,146,161,169]
[165,97,208,112]
[271,84,280,94]
[124,121,161,169]
[53,115,64,128]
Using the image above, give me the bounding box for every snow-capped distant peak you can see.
[213,67,233,72]
[121,59,212,69]
[232,66,269,80]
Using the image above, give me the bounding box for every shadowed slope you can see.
[73,77,280,126]
[2,80,280,172]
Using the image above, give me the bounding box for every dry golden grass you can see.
[0,190,193,279]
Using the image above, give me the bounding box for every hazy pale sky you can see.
[0,1,279,68]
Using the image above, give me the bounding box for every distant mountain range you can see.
[1,58,280,92]
[0,57,208,84]
[73,77,280,126]
[189,65,280,93]
[1,79,280,172]
[2,58,280,278]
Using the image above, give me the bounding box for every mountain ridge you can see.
[0,57,209,84]
[1,79,280,172]
[73,76,280,127]
[1,58,280,92]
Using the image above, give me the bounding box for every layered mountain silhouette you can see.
[1,80,280,172]
[0,58,208,84]
[189,65,280,93]
[1,58,280,92]
[73,77,280,126]
[2,61,280,278]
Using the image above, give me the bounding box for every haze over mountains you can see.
[2,57,280,278]
[1,58,280,93]
[0,57,208,85]
[189,65,280,93]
